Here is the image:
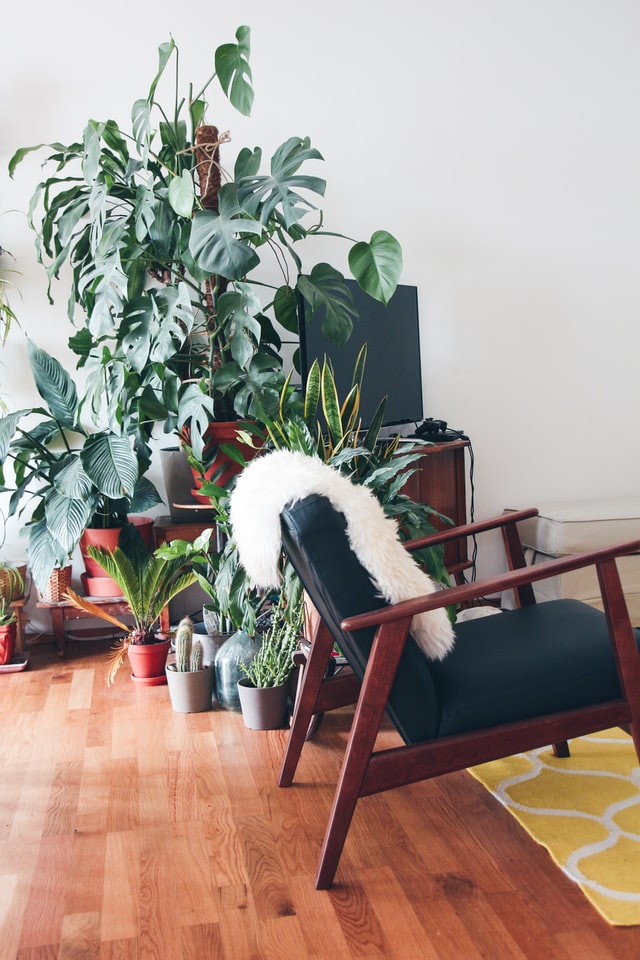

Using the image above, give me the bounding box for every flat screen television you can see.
[298,280,423,429]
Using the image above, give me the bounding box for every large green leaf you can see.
[189,185,262,279]
[237,137,325,229]
[168,169,195,217]
[216,285,263,370]
[45,486,95,554]
[297,265,358,345]
[176,382,215,461]
[0,410,29,461]
[81,433,138,499]
[150,283,194,362]
[273,284,299,334]
[348,230,403,305]
[27,519,70,595]
[215,26,254,117]
[129,475,163,513]
[26,341,78,429]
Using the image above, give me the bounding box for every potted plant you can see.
[0,561,25,603]
[0,563,23,666]
[0,340,161,595]
[237,591,304,729]
[165,615,214,712]
[64,525,214,684]
[0,599,18,666]
[9,27,402,491]
[157,505,272,710]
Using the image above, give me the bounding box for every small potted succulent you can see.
[165,616,214,712]
[237,591,304,730]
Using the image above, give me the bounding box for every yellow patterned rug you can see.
[469,728,640,925]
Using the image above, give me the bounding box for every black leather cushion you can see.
[280,494,441,743]
[432,599,640,737]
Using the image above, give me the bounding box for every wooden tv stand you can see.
[399,438,471,577]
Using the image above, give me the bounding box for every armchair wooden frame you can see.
[278,508,640,889]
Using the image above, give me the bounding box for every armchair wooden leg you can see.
[279,619,337,788]
[552,741,571,758]
[315,618,412,888]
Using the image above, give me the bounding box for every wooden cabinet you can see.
[400,438,470,576]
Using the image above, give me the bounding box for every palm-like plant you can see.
[64,525,213,683]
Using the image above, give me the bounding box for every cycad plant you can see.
[64,525,213,683]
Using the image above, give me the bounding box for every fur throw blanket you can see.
[229,450,455,660]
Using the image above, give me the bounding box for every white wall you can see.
[2,0,639,590]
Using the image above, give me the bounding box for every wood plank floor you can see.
[1,639,640,959]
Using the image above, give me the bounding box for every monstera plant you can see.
[9,26,402,472]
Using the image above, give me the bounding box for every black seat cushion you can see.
[432,599,640,737]
[280,494,639,746]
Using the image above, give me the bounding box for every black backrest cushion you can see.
[280,494,441,743]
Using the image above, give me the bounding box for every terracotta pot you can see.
[80,516,154,579]
[80,573,124,598]
[127,637,170,685]
[186,421,263,503]
[0,621,17,666]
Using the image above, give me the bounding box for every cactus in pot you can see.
[166,616,213,712]
[174,617,204,672]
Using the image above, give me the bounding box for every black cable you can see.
[458,434,477,581]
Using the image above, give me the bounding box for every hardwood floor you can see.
[2,639,640,959]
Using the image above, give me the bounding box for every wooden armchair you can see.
[277,496,640,889]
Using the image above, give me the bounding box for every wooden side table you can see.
[36,597,133,657]
[9,598,28,656]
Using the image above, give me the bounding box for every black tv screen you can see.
[299,280,423,428]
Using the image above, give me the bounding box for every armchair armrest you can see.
[403,508,539,553]
[342,537,640,631]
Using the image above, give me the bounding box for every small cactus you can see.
[175,616,194,672]
[190,639,203,672]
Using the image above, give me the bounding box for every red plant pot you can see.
[0,622,17,666]
[186,421,263,503]
[80,516,154,579]
[127,637,171,685]
[80,573,124,598]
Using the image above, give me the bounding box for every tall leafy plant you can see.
[0,340,160,592]
[9,28,402,465]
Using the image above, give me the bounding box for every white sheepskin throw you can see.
[229,450,455,660]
